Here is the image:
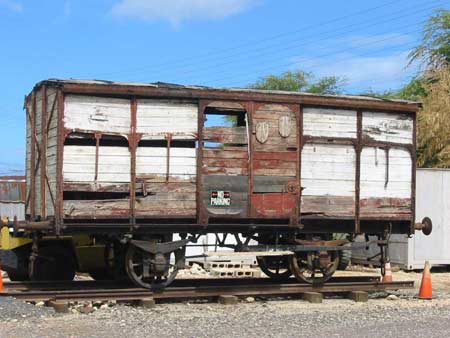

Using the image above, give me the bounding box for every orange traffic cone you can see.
[418,261,432,300]
[0,265,4,293]
[382,261,393,283]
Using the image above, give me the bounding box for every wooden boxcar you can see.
[19,79,431,288]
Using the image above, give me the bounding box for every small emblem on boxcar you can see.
[210,190,231,206]
[278,116,291,138]
[255,122,269,143]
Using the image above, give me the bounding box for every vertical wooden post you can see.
[355,110,362,233]
[55,90,65,234]
[94,133,101,183]
[30,91,37,220]
[166,134,172,183]
[297,104,303,227]
[130,97,138,228]
[197,101,207,225]
[246,101,254,218]
[40,85,48,219]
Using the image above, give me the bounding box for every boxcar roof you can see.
[30,78,421,113]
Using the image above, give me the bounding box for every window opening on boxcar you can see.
[63,133,131,206]
[203,108,248,149]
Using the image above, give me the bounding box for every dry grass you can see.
[417,66,450,168]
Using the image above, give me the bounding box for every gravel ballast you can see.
[1,294,450,338]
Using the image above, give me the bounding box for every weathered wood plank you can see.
[301,196,355,216]
[362,112,413,144]
[360,197,411,216]
[253,152,297,161]
[252,193,296,217]
[203,148,248,159]
[360,147,411,199]
[203,127,248,144]
[137,147,196,181]
[253,176,294,193]
[64,95,131,134]
[301,144,355,197]
[303,107,357,138]
[136,99,197,138]
[203,158,248,169]
[64,199,130,218]
[202,167,248,175]
[202,175,248,192]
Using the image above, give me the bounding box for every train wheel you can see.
[30,246,76,281]
[125,245,179,290]
[288,251,339,284]
[257,256,292,280]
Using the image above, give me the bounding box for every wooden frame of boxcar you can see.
[19,79,433,288]
[23,80,419,237]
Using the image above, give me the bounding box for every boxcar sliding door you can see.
[250,103,299,223]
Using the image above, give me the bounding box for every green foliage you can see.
[306,76,347,94]
[409,9,450,69]
[248,70,346,94]
[359,78,427,101]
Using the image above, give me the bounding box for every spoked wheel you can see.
[288,251,339,284]
[257,256,292,280]
[125,245,180,290]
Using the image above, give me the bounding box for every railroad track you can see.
[1,276,414,303]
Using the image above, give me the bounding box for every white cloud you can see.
[290,33,419,92]
[0,0,22,12]
[111,0,259,26]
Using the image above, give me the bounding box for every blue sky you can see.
[0,0,447,174]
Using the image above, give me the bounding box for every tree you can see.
[359,78,427,101]
[248,70,346,94]
[417,66,450,168]
[409,9,450,70]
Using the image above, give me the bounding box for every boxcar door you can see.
[251,103,299,223]
[200,101,249,223]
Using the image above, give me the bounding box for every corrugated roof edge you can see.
[30,78,421,107]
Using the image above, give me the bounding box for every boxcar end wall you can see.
[25,80,419,235]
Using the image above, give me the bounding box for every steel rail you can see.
[1,277,414,302]
[3,276,382,291]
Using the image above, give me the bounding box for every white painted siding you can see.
[64,95,131,134]
[303,107,357,138]
[137,99,198,139]
[360,147,411,198]
[301,144,355,196]
[98,147,131,182]
[63,146,131,183]
[63,146,96,182]
[136,147,196,181]
[362,112,413,144]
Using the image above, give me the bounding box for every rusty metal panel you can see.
[0,176,26,221]
[0,176,26,202]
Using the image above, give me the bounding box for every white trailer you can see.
[353,168,449,270]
